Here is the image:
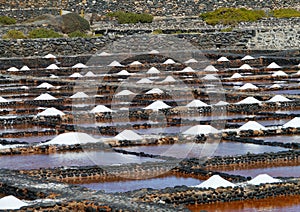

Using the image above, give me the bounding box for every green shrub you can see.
[61,13,90,34]
[272,8,300,18]
[68,30,89,38]
[28,28,63,38]
[108,11,153,24]
[221,27,233,32]
[200,8,266,25]
[0,16,16,25]
[2,30,26,39]
[152,29,163,34]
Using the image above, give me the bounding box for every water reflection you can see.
[80,176,202,193]
[255,135,300,143]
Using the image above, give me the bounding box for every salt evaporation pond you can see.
[254,135,300,143]
[4,135,56,144]
[119,142,287,158]
[80,176,203,193]
[187,194,300,212]
[0,151,162,170]
[223,165,300,178]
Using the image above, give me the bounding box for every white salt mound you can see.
[69,72,83,78]
[241,55,255,60]
[183,125,219,135]
[90,105,113,113]
[85,71,96,77]
[146,88,164,95]
[0,96,9,103]
[272,70,287,77]
[149,50,159,54]
[267,95,291,102]
[37,107,65,117]
[239,121,266,130]
[186,100,208,107]
[163,59,176,64]
[180,67,195,72]
[117,70,131,75]
[267,62,281,69]
[7,67,19,72]
[269,84,281,89]
[147,67,160,74]
[204,65,218,72]
[43,132,98,145]
[247,174,281,185]
[283,117,300,128]
[115,90,135,96]
[108,60,123,67]
[217,56,229,62]
[50,74,59,79]
[20,65,30,71]
[202,74,218,80]
[37,82,54,89]
[130,61,142,66]
[231,73,243,79]
[98,51,112,56]
[0,195,28,210]
[236,97,261,105]
[43,53,56,59]
[137,78,153,84]
[34,93,57,101]
[239,64,253,70]
[70,92,89,98]
[144,100,171,111]
[238,83,258,90]
[161,76,176,83]
[114,130,143,141]
[194,175,236,189]
[72,63,88,69]
[214,101,229,106]
[46,64,59,70]
[185,58,198,63]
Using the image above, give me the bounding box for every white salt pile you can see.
[143,100,171,111]
[69,72,83,78]
[108,60,123,67]
[37,82,54,89]
[72,63,88,68]
[98,51,112,56]
[241,55,255,60]
[217,56,229,62]
[70,92,89,98]
[90,105,113,113]
[214,101,229,106]
[202,74,218,80]
[147,67,160,74]
[236,97,261,104]
[46,64,59,70]
[179,67,195,72]
[50,74,59,79]
[7,67,19,72]
[163,59,176,64]
[238,83,258,90]
[266,95,291,102]
[42,132,98,145]
[283,117,300,128]
[43,53,56,59]
[146,88,164,95]
[149,50,159,54]
[267,62,281,69]
[85,71,96,77]
[204,65,218,72]
[185,58,198,63]
[37,107,65,117]
[230,73,243,79]
[0,96,9,103]
[34,93,57,101]
[130,61,142,66]
[114,130,143,141]
[161,76,176,83]
[116,70,132,76]
[239,64,253,70]
[0,195,28,210]
[20,65,30,71]
[272,70,287,77]
[186,100,208,107]
[183,125,219,135]
[115,90,135,96]
[194,175,236,189]
[247,174,281,185]
[269,84,281,89]
[239,121,266,130]
[136,78,153,84]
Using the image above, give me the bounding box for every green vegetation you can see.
[108,11,153,24]
[200,8,265,25]
[272,8,300,18]
[61,13,90,34]
[2,30,26,39]
[0,16,16,25]
[28,28,63,38]
[152,29,163,34]
[68,30,90,38]
[221,27,233,32]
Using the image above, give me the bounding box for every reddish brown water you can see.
[187,195,300,212]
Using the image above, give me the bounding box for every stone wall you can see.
[0,8,60,21]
